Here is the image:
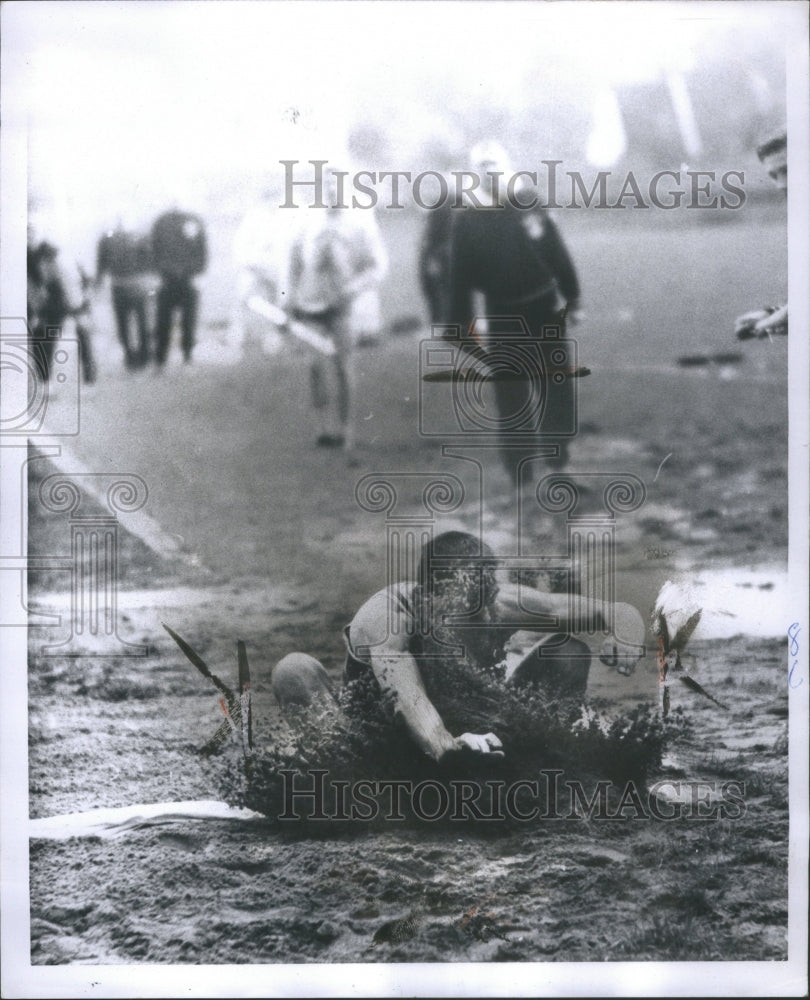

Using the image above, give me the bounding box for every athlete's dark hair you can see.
[416,531,496,593]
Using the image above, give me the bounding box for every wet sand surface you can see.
[26,210,792,964]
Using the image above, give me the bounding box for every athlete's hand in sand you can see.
[454,732,504,757]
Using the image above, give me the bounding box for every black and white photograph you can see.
[1,1,808,996]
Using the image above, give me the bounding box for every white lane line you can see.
[32,436,206,570]
[30,800,266,840]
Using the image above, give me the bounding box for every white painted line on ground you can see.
[30,800,266,840]
[32,435,206,571]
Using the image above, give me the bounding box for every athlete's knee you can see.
[271,652,335,710]
[509,634,591,700]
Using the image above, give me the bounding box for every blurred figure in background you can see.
[232,188,293,356]
[151,204,208,367]
[449,140,581,485]
[288,166,388,457]
[96,219,154,370]
[734,132,788,340]
[418,192,454,326]
[27,233,97,385]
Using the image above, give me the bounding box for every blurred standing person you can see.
[419,194,454,326]
[288,167,388,457]
[151,205,208,367]
[449,141,582,484]
[232,188,295,356]
[27,236,97,385]
[734,132,788,340]
[72,262,98,384]
[96,220,153,370]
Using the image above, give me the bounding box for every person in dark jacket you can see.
[448,141,582,484]
[28,238,97,385]
[96,222,153,369]
[151,206,208,366]
[418,195,455,325]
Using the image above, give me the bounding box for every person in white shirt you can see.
[288,167,388,457]
[233,189,298,356]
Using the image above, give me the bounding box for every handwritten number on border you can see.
[788,623,803,689]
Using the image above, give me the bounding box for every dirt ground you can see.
[25,204,794,966]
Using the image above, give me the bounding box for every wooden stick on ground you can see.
[237,640,253,752]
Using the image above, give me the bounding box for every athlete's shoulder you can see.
[356,581,417,616]
[350,583,417,649]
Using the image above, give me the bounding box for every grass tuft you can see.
[215,659,689,829]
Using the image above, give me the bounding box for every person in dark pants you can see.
[28,240,97,385]
[418,195,454,326]
[448,141,582,485]
[96,223,153,369]
[151,207,208,367]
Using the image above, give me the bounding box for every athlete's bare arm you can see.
[495,583,646,671]
[349,589,503,762]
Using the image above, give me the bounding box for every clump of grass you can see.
[614,913,728,961]
[75,665,159,702]
[216,657,688,828]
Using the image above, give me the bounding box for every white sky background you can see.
[4,0,794,247]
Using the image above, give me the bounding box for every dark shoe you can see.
[316,433,345,448]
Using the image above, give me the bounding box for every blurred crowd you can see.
[26,127,786,473]
[27,204,208,382]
